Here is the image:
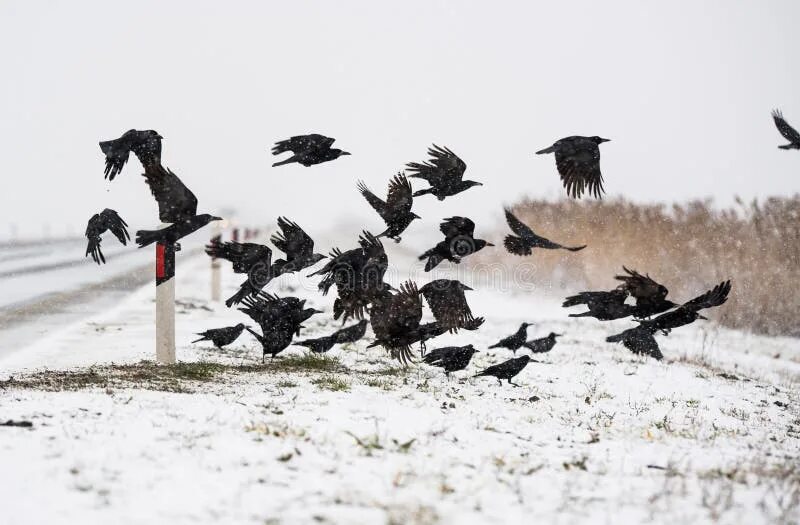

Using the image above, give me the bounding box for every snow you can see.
[0,250,798,524]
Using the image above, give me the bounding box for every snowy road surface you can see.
[0,248,798,524]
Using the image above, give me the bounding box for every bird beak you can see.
[698,314,708,320]
[463,285,473,291]
[413,213,421,219]
[342,151,352,156]
[601,138,611,143]
[486,242,495,247]
[555,333,564,337]
[211,216,223,221]
[476,182,484,186]
[312,309,324,314]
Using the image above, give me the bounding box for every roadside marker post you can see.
[155,239,176,364]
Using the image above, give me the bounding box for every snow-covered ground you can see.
[0,249,798,524]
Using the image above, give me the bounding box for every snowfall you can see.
[0,235,798,525]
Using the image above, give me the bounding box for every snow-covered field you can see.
[1,250,799,524]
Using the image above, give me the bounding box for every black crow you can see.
[615,266,677,318]
[536,136,609,199]
[474,355,531,386]
[192,323,247,348]
[772,109,800,150]
[419,217,494,271]
[563,289,634,321]
[205,240,272,274]
[271,134,350,167]
[607,281,732,360]
[422,345,479,377]
[85,209,130,264]
[99,129,162,180]
[294,320,369,353]
[239,292,322,361]
[311,231,390,322]
[523,332,562,354]
[294,335,337,354]
[368,281,424,364]
[503,208,586,256]
[406,145,482,200]
[357,173,420,242]
[270,217,326,274]
[488,322,534,353]
[419,279,476,333]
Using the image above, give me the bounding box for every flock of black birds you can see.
[83,108,800,384]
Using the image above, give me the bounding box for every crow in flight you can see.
[99,129,162,180]
[294,320,369,353]
[606,281,732,360]
[192,323,247,349]
[239,292,322,361]
[270,217,327,274]
[772,109,800,150]
[419,279,476,333]
[422,345,479,377]
[206,240,276,306]
[523,332,562,354]
[488,322,534,353]
[311,231,391,322]
[536,136,609,199]
[419,217,494,271]
[368,281,424,364]
[85,209,130,264]
[474,355,531,386]
[564,267,675,321]
[406,145,482,200]
[271,134,350,167]
[357,173,420,242]
[503,208,586,256]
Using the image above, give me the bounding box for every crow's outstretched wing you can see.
[271,217,315,260]
[406,144,466,187]
[385,173,414,214]
[440,216,475,239]
[272,134,335,155]
[357,181,387,217]
[205,240,271,273]
[615,266,668,301]
[85,209,130,264]
[142,165,198,222]
[772,110,800,143]
[420,280,474,332]
[554,141,605,199]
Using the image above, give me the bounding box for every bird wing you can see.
[98,209,130,245]
[271,217,315,260]
[206,241,271,272]
[503,208,535,238]
[272,134,334,155]
[554,142,605,199]
[772,110,800,143]
[420,280,474,331]
[332,320,367,343]
[142,165,199,222]
[384,173,414,214]
[679,280,732,313]
[440,216,475,239]
[357,181,388,218]
[406,144,466,186]
[615,266,668,301]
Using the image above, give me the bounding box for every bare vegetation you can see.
[473,195,800,336]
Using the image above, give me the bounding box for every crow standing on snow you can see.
[606,280,732,360]
[419,217,494,271]
[271,134,350,167]
[422,345,479,377]
[192,323,247,349]
[419,279,477,333]
[503,208,586,256]
[239,292,322,361]
[474,355,531,386]
[536,136,609,199]
[523,332,562,354]
[85,209,130,264]
[772,109,800,150]
[357,173,420,242]
[99,129,163,179]
[488,322,534,353]
[406,145,482,200]
[294,320,369,353]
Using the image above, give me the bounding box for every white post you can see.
[155,236,176,364]
[210,224,221,302]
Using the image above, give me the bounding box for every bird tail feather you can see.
[779,144,794,150]
[272,157,296,167]
[135,229,164,248]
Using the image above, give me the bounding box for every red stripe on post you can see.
[156,243,165,279]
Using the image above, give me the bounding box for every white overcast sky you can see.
[1,0,798,240]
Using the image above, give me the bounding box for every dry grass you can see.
[473,195,800,336]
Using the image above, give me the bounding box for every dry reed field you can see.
[471,195,800,337]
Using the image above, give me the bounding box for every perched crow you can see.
[99,129,162,180]
[563,289,633,321]
[357,173,420,242]
[488,322,534,353]
[503,208,586,256]
[772,109,800,150]
[419,217,494,271]
[294,335,337,354]
[419,279,476,333]
[271,134,350,167]
[368,281,424,364]
[239,292,322,360]
[474,355,531,386]
[615,266,677,318]
[311,231,391,322]
[85,209,130,264]
[522,332,562,354]
[192,323,247,348]
[406,145,482,200]
[607,281,732,360]
[422,345,479,377]
[270,217,326,274]
[536,136,609,199]
[294,320,369,353]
